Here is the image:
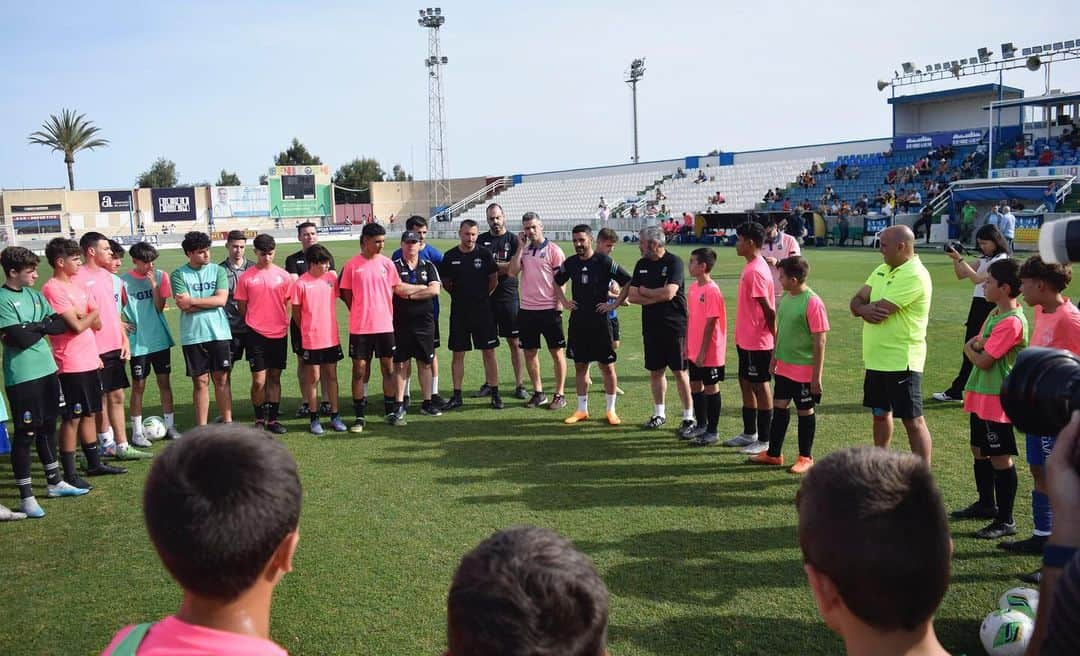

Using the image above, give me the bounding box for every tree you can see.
[275,138,322,166]
[136,158,179,188]
[27,109,109,190]
[216,169,241,186]
[391,164,413,182]
[333,158,385,190]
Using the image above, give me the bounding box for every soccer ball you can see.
[979,608,1033,656]
[998,587,1039,620]
[142,416,167,440]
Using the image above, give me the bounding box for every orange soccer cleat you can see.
[789,456,814,474]
[564,411,589,424]
[747,452,784,466]
[605,410,622,426]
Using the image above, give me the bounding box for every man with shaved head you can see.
[850,225,934,462]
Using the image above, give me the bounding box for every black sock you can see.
[706,393,721,432]
[692,392,706,427]
[61,450,79,481]
[383,396,395,416]
[766,408,790,457]
[452,389,462,399]
[33,430,63,486]
[974,458,995,508]
[994,465,1018,525]
[81,441,103,470]
[797,413,816,457]
[262,402,273,422]
[254,404,266,420]
[12,433,33,498]
[756,409,773,443]
[268,402,280,421]
[742,407,756,435]
[309,411,319,423]
[489,386,500,398]
[353,397,366,418]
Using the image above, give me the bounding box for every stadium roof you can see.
[888,83,1024,106]
[981,90,1080,109]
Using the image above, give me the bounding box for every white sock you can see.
[131,415,143,437]
[682,408,695,421]
[406,379,413,397]
[98,429,115,448]
[654,404,665,418]
[577,395,588,412]
[432,376,439,394]
[605,393,617,412]
[164,412,175,428]
[361,383,368,398]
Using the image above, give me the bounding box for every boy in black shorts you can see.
[683,248,727,446]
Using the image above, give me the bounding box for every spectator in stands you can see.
[834,163,848,180]
[873,188,885,209]
[810,161,822,175]
[1044,182,1060,213]
[848,165,861,180]
[644,204,658,218]
[674,167,686,179]
[884,145,893,158]
[764,189,776,203]
[885,169,898,185]
[1012,141,1026,161]
[1039,146,1054,167]
[828,200,840,216]
[781,198,791,213]
[774,187,784,200]
[658,204,669,219]
[695,170,707,184]
[911,188,922,208]
[679,212,695,241]
[855,194,869,216]
[1024,141,1035,158]
[915,157,930,174]
[654,188,666,202]
[897,189,910,214]
[629,206,639,219]
[661,217,678,242]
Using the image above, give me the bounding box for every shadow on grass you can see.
[612,614,839,656]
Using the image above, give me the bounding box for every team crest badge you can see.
[661,266,668,276]
[473,258,482,270]
[73,403,83,416]
[22,410,32,424]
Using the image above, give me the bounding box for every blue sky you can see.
[2,0,1078,190]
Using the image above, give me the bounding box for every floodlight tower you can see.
[626,58,646,163]
[418,7,451,219]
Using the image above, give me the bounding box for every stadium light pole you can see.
[626,58,646,164]
[418,8,451,222]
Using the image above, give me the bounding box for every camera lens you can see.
[1001,347,1080,436]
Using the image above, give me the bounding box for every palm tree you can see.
[27,109,109,190]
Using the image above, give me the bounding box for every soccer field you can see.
[1,238,1072,655]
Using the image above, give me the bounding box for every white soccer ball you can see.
[998,587,1039,621]
[979,608,1033,656]
[142,416,167,440]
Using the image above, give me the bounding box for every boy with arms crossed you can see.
[291,244,347,434]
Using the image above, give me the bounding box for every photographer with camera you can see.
[932,225,1011,403]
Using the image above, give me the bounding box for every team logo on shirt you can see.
[22,411,32,424]
[473,258,483,270]
[419,270,428,282]
[661,266,668,276]
[73,403,83,416]
[699,293,706,302]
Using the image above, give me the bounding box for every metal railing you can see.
[432,176,513,222]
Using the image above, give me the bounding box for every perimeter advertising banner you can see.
[892,128,987,151]
[10,203,62,235]
[150,187,197,221]
[210,185,270,218]
[98,190,133,213]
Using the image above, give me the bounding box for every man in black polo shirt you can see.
[285,221,335,418]
[628,225,694,433]
[554,224,632,426]
[391,231,443,419]
[439,219,502,411]
[478,203,526,399]
[220,230,252,402]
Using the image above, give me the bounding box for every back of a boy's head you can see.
[796,447,949,632]
[447,526,609,656]
[143,425,302,601]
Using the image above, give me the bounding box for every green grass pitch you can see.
[1,238,1073,655]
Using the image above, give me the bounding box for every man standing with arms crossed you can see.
[629,225,694,434]
[849,225,934,462]
[390,215,445,408]
[478,203,526,400]
[285,222,335,418]
[392,231,443,420]
[507,212,568,410]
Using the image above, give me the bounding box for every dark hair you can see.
[253,234,276,253]
[778,255,810,282]
[459,219,479,231]
[1019,254,1072,292]
[143,425,302,602]
[108,239,125,259]
[79,231,108,253]
[447,526,608,656]
[181,231,212,254]
[1,246,39,276]
[522,211,541,224]
[735,221,765,247]
[761,215,778,228]
[974,224,1009,257]
[361,222,385,241]
[690,247,716,271]
[486,202,503,215]
[296,221,317,234]
[596,227,618,243]
[987,258,1021,298]
[405,215,428,230]
[572,224,592,236]
[305,244,332,265]
[129,242,160,263]
[45,238,81,268]
[226,230,247,243]
[797,447,950,631]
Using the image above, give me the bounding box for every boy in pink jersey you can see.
[290,244,347,435]
[235,235,294,434]
[40,238,126,487]
[749,256,829,473]
[683,248,727,446]
[997,256,1080,574]
[338,223,401,432]
[725,222,777,454]
[102,425,299,656]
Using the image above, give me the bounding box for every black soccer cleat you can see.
[86,463,128,476]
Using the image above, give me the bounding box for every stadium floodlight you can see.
[1027,55,1043,71]
[876,79,891,91]
[901,62,914,74]
[1001,42,1016,59]
[1053,42,1063,50]
[418,6,451,222]
[978,47,993,62]
[626,58,646,163]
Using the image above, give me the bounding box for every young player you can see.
[235,234,293,434]
[553,224,631,425]
[798,447,951,656]
[290,244,347,434]
[595,227,627,395]
[725,221,776,453]
[220,230,253,400]
[997,256,1080,568]
[0,246,89,518]
[682,248,726,446]
[171,231,234,426]
[748,256,829,472]
[392,231,443,421]
[285,222,335,418]
[41,238,127,486]
[953,258,1027,540]
[102,425,300,655]
[122,242,180,442]
[339,223,401,432]
[446,526,609,656]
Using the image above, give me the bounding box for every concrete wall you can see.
[370,177,488,221]
[895,91,1023,134]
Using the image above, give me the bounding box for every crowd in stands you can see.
[1008,128,1080,168]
